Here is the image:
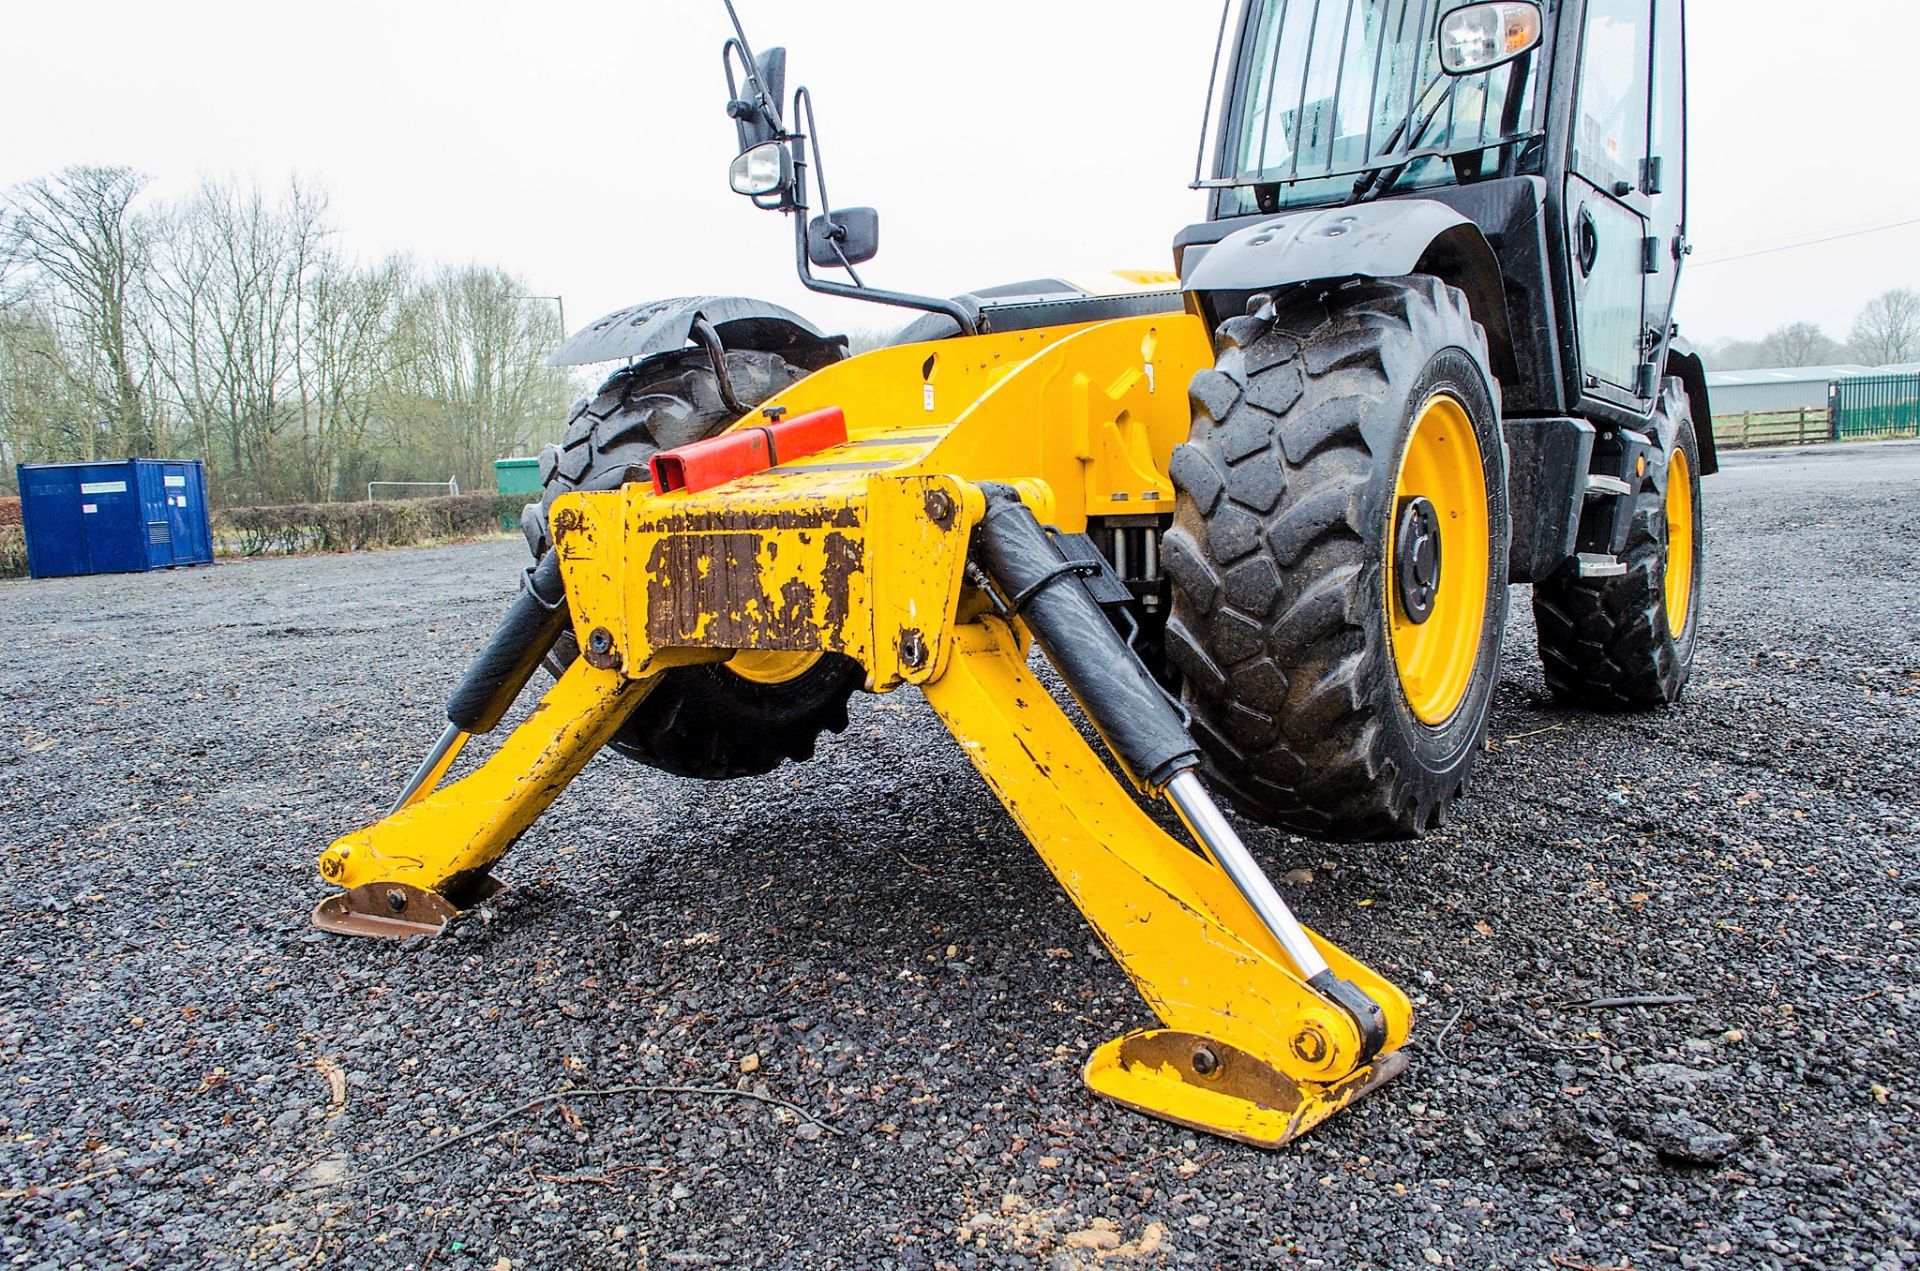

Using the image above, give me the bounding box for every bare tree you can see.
[1849,288,1920,367]
[1702,337,1768,372]
[0,302,99,492]
[383,266,571,492]
[1757,321,1842,369]
[291,252,408,500]
[145,177,335,502]
[1,167,157,456]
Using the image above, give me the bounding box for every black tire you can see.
[524,348,862,780]
[1164,276,1510,840]
[1533,380,1702,708]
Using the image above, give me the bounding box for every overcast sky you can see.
[5,0,1917,351]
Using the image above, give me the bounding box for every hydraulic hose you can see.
[971,484,1197,793]
[443,552,573,736]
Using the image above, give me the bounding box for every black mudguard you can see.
[1665,335,1718,475]
[549,295,845,372]
[1178,199,1516,390]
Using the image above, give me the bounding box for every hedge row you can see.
[0,493,526,577]
[0,526,24,579]
[0,497,20,528]
[216,494,527,556]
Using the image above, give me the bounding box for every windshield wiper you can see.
[1348,73,1457,205]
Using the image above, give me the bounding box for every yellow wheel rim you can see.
[1663,447,1695,637]
[1387,393,1491,727]
[725,650,823,686]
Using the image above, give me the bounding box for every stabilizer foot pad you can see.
[311,876,503,940]
[1083,1029,1408,1148]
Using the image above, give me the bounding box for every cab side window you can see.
[1576,0,1653,191]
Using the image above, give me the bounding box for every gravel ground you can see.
[1,440,1916,1270]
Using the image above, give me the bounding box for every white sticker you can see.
[80,480,128,495]
[922,384,935,412]
[164,475,186,488]
[82,503,97,514]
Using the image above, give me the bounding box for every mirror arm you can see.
[720,1,768,114]
[722,37,744,104]
[826,236,866,289]
[785,92,979,336]
[721,2,784,145]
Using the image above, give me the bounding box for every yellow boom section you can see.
[313,312,1414,1147]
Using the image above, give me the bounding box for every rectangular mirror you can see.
[807,207,880,268]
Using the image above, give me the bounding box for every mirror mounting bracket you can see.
[784,86,978,336]
[719,2,978,337]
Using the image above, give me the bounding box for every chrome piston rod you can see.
[1164,770,1331,982]
[389,722,468,817]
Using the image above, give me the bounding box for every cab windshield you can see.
[1212,0,1540,213]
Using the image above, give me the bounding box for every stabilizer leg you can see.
[311,659,657,938]
[922,619,1412,1147]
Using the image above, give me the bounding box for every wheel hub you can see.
[1387,392,1489,727]
[1393,496,1443,625]
[725,649,824,686]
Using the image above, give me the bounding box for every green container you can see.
[494,457,541,530]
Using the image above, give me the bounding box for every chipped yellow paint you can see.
[551,469,974,692]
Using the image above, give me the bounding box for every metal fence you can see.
[1831,374,1920,440]
[1711,408,1834,450]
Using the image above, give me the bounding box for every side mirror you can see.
[1438,2,1542,75]
[727,45,787,150]
[729,141,793,197]
[807,208,880,269]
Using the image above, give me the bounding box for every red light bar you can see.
[649,407,849,496]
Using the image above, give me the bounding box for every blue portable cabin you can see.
[17,459,214,579]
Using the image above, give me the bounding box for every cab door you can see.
[1566,0,1655,403]
[1642,0,1688,349]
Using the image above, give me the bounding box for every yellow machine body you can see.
[314,311,1414,1148]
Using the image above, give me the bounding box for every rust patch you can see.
[551,505,585,546]
[645,506,860,534]
[821,532,860,633]
[643,531,863,651]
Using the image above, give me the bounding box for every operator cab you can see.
[1184,0,1692,429]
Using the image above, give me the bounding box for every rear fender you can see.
[1180,200,1517,390]
[549,295,846,372]
[1665,336,1718,475]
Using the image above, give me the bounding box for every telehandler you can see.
[314,0,1710,1148]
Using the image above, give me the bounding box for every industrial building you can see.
[1707,363,1920,415]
